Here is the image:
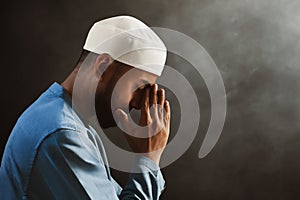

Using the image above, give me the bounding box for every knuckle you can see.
[165,114,170,121]
[142,101,149,108]
[158,106,163,113]
[147,119,152,125]
[159,89,165,95]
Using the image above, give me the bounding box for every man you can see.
[0,15,170,199]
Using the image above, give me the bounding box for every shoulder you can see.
[17,89,78,134]
[36,128,102,175]
[41,128,93,152]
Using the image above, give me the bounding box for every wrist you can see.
[142,151,162,166]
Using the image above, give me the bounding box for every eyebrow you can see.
[140,79,150,84]
[139,79,151,88]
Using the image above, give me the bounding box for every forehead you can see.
[118,62,158,84]
[134,68,157,83]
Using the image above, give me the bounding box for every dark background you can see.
[1,0,300,199]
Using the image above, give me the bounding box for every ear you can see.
[93,53,113,79]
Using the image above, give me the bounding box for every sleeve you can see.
[119,156,166,200]
[28,129,120,200]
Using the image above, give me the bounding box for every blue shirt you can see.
[0,82,165,200]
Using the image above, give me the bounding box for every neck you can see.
[60,66,102,124]
[61,69,77,97]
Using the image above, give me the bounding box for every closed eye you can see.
[137,79,151,90]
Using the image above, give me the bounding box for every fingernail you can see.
[153,84,157,90]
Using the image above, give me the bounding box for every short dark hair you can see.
[75,50,100,70]
[76,50,91,65]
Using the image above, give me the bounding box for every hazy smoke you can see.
[2,0,300,199]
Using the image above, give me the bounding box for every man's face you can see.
[95,61,157,128]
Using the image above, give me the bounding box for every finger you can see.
[140,88,151,125]
[157,88,165,120]
[141,88,150,113]
[164,100,170,114]
[157,88,164,105]
[149,84,157,106]
[149,84,159,120]
[163,100,171,127]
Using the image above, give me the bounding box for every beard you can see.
[95,94,117,129]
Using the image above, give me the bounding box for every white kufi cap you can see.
[83,15,167,76]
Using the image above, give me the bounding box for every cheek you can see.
[111,84,134,110]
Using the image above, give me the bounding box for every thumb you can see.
[115,109,132,133]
